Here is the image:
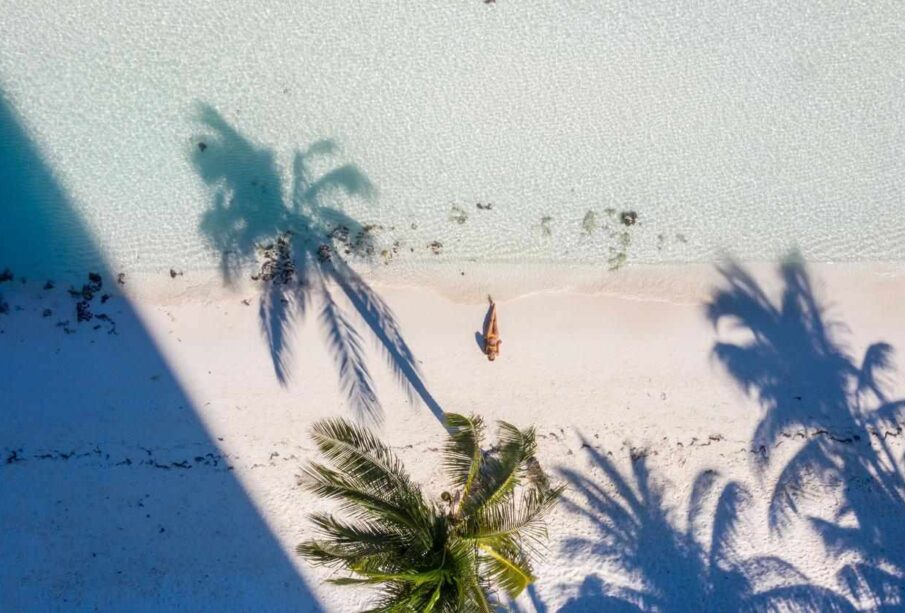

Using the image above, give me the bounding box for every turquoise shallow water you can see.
[1,2,904,282]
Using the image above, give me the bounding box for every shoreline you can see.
[22,258,905,306]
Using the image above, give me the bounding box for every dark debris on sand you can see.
[63,272,117,333]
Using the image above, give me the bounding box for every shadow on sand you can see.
[0,92,320,610]
[550,256,905,612]
[708,257,905,611]
[556,443,853,612]
[191,103,443,425]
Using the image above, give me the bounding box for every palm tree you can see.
[296,414,563,612]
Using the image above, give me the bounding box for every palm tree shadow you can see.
[192,104,443,425]
[556,442,854,612]
[708,256,905,610]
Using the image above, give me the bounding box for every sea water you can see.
[1,2,903,283]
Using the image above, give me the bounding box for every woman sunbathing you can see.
[483,297,501,361]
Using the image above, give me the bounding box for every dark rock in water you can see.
[76,300,93,322]
[0,300,8,315]
[254,232,295,284]
[0,268,12,283]
[88,272,102,288]
[101,294,111,303]
[42,309,52,318]
[620,211,638,226]
[316,244,332,263]
[198,142,207,152]
[117,272,126,285]
[43,280,55,290]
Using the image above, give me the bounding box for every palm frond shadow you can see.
[556,443,854,612]
[192,104,443,424]
[708,257,905,610]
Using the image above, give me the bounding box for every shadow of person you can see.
[192,104,444,425]
[474,331,485,352]
[557,441,854,612]
[0,92,320,610]
[708,256,905,610]
[473,300,495,357]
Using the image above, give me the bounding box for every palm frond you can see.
[461,485,564,553]
[443,414,486,509]
[477,540,533,598]
[309,418,423,505]
[462,421,537,515]
[297,414,559,610]
[302,513,409,561]
[299,463,427,534]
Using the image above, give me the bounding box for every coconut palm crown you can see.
[296,413,563,612]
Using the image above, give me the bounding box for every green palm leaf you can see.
[443,413,486,511]
[462,421,537,515]
[297,415,561,612]
[477,541,534,598]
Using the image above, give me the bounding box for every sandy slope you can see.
[2,262,904,611]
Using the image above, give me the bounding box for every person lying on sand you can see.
[484,296,501,361]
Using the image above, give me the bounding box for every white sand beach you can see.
[2,1,905,610]
[3,262,904,611]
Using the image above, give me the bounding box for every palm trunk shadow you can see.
[326,258,445,423]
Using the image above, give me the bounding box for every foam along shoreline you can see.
[77,258,905,306]
[2,259,904,609]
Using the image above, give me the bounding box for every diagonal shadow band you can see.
[0,92,321,611]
